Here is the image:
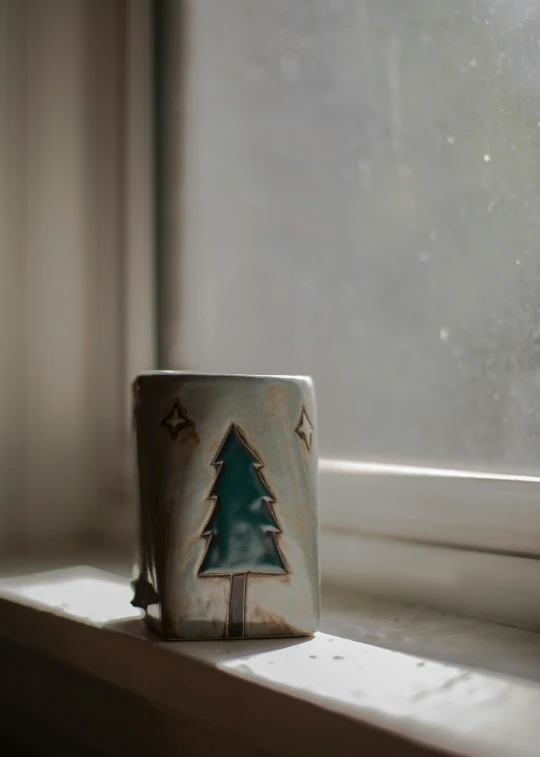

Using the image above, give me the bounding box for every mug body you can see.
[132,371,319,639]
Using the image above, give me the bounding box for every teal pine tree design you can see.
[199,423,286,637]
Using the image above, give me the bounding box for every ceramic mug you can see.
[132,371,319,640]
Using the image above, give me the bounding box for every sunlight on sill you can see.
[5,569,143,625]
[221,632,513,724]
[2,571,540,756]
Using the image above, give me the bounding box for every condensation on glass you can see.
[161,0,540,474]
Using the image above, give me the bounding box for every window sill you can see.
[1,567,539,757]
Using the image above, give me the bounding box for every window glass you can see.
[167,0,540,472]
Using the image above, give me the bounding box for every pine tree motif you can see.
[198,423,287,637]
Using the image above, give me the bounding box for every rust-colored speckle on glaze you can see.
[250,603,297,638]
[264,382,290,415]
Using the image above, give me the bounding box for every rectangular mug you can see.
[132,371,319,640]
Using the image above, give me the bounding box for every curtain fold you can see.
[0,0,154,546]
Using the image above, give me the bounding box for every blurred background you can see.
[2,0,540,552]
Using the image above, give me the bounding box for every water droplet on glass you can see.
[339,163,356,181]
[447,135,455,145]
[470,59,477,67]
[244,61,265,81]
[357,161,372,190]
[281,52,300,83]
[440,328,450,342]
[398,164,412,178]
[288,34,308,51]
[243,187,267,208]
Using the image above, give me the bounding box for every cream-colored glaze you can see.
[135,373,319,639]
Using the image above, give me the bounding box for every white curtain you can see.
[0,0,154,547]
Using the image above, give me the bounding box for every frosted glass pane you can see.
[163,0,540,472]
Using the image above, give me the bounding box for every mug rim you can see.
[135,370,313,383]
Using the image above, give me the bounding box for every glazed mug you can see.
[132,371,319,640]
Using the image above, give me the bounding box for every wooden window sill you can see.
[0,566,539,757]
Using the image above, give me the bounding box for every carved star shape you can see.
[160,400,192,439]
[295,407,313,451]
[131,576,159,610]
